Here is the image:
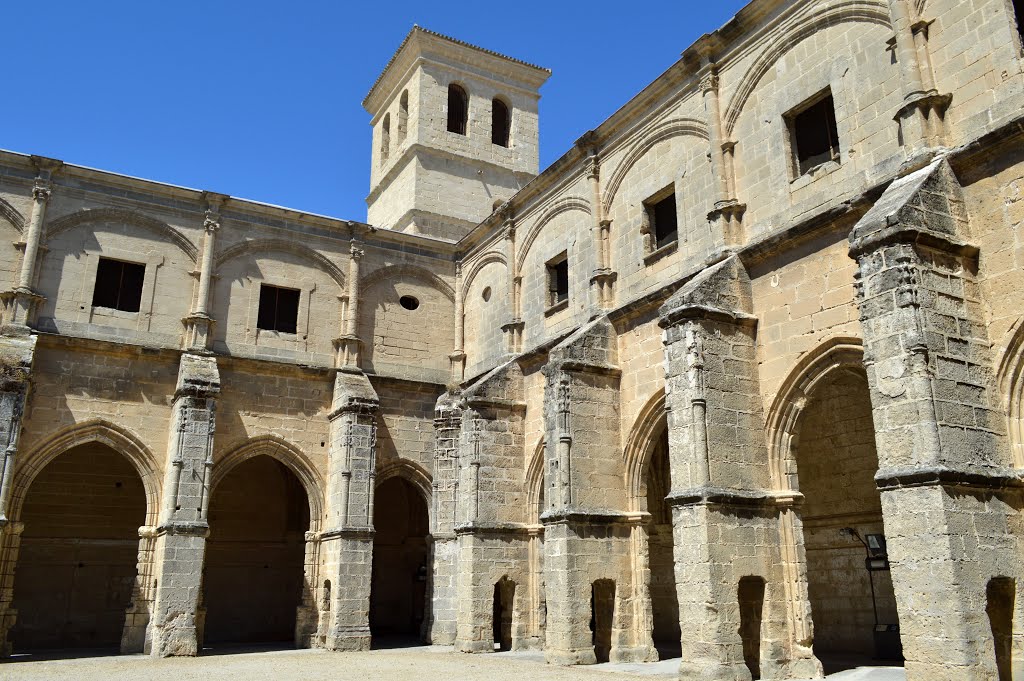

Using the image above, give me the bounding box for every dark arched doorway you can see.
[645,423,680,659]
[202,455,309,647]
[11,442,147,652]
[795,368,901,672]
[370,476,428,643]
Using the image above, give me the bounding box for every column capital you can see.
[31,179,51,203]
[349,243,364,260]
[202,209,221,233]
[699,72,720,94]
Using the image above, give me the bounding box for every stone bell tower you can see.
[363,26,550,241]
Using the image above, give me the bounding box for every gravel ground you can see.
[0,645,906,681]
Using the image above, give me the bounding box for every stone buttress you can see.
[658,256,823,681]
[850,158,1023,681]
[430,389,462,644]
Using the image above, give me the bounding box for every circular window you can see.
[482,287,492,302]
[399,295,420,311]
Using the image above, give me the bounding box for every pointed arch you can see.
[45,207,199,262]
[215,238,346,290]
[376,458,433,510]
[997,317,1024,468]
[723,1,892,137]
[601,117,708,215]
[514,196,591,274]
[764,337,866,491]
[11,419,161,525]
[0,197,25,234]
[623,388,668,512]
[359,263,455,302]
[525,437,545,523]
[461,251,507,303]
[212,435,325,531]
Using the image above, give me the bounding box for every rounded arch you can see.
[376,458,433,508]
[525,437,545,522]
[601,117,709,214]
[623,388,668,512]
[45,207,199,262]
[461,251,508,304]
[765,337,866,491]
[0,196,25,234]
[514,196,592,274]
[212,435,325,531]
[723,1,892,137]
[997,317,1024,468]
[10,419,161,526]
[359,263,455,302]
[215,238,346,290]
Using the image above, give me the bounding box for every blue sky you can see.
[2,1,748,221]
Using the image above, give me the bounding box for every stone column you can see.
[320,369,379,651]
[183,194,225,352]
[500,210,524,355]
[334,240,364,370]
[577,133,615,314]
[658,256,822,681]
[449,264,466,383]
[700,67,746,248]
[0,333,37,656]
[148,353,220,657]
[849,158,1019,681]
[429,389,463,644]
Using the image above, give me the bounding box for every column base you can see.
[610,644,658,663]
[150,620,200,658]
[678,659,752,681]
[545,647,597,666]
[324,625,371,652]
[456,639,494,653]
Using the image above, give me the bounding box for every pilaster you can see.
[183,193,226,352]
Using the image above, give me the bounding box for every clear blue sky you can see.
[2,1,748,221]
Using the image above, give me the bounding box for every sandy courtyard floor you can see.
[0,645,906,681]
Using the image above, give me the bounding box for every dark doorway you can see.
[987,577,1015,681]
[738,576,766,680]
[11,443,146,651]
[370,477,428,643]
[591,579,615,663]
[492,577,515,651]
[202,456,309,646]
[646,423,680,659]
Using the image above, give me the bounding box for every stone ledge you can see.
[540,506,646,525]
[666,485,803,509]
[320,527,375,540]
[156,521,210,538]
[875,465,1024,492]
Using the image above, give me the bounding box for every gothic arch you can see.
[212,435,325,531]
[623,388,668,512]
[764,336,866,491]
[722,1,892,137]
[514,196,592,274]
[376,458,433,508]
[997,317,1024,468]
[525,437,545,522]
[215,238,346,290]
[359,263,455,302]
[461,252,508,304]
[601,117,709,214]
[45,207,199,262]
[0,197,25,234]
[10,419,161,525]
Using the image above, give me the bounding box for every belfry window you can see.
[787,91,841,177]
[447,84,468,135]
[546,252,569,308]
[381,113,391,163]
[397,90,409,144]
[257,284,300,334]
[491,98,510,147]
[92,257,145,313]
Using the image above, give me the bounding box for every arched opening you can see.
[590,579,615,663]
[794,368,901,672]
[370,476,428,644]
[202,455,310,648]
[987,577,1015,681]
[645,422,680,659]
[447,84,468,135]
[11,442,146,652]
[491,97,510,147]
[381,113,391,163]
[397,90,409,145]
[492,577,515,651]
[738,576,766,680]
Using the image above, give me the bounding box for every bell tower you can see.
[363,26,550,240]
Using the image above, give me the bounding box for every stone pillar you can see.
[334,241,364,370]
[449,264,466,383]
[699,67,746,248]
[500,209,525,355]
[320,369,379,651]
[183,194,225,352]
[148,353,220,657]
[577,133,615,314]
[658,256,822,681]
[850,158,1020,681]
[430,389,463,644]
[121,525,158,653]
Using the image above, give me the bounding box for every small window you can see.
[397,90,409,144]
[381,113,391,163]
[491,98,510,147]
[447,84,468,135]
[787,91,841,177]
[546,252,569,307]
[257,284,300,334]
[646,193,678,251]
[92,257,145,313]
[399,295,420,311]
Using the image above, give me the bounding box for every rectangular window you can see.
[1015,0,1024,43]
[648,193,678,250]
[257,284,300,334]
[546,253,569,307]
[92,257,145,313]
[787,91,841,177]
